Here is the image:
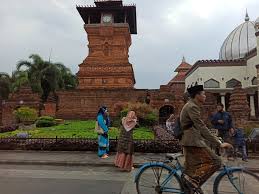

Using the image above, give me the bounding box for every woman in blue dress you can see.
[97,106,110,159]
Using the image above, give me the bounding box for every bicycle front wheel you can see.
[213,168,259,194]
[136,163,184,194]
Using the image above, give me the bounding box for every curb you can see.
[0,160,259,173]
[0,160,143,168]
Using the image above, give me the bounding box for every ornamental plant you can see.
[13,106,38,123]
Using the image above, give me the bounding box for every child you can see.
[166,114,175,133]
[231,128,248,162]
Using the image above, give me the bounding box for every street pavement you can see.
[0,151,258,194]
[1,164,258,194]
[0,150,258,170]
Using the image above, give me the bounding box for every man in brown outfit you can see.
[180,85,232,193]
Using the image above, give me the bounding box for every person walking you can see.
[180,85,232,193]
[96,106,110,159]
[210,103,234,141]
[114,111,137,171]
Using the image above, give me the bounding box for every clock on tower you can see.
[102,13,113,23]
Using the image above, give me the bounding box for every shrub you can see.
[35,120,56,128]
[36,116,56,127]
[0,138,181,153]
[143,112,159,126]
[13,106,38,123]
[38,116,55,121]
[120,102,158,126]
[0,125,19,133]
[111,118,121,128]
[113,101,128,116]
[120,108,129,118]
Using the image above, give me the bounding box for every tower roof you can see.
[76,0,137,34]
[174,56,192,72]
[168,57,192,84]
[94,0,123,7]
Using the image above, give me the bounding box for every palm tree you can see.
[0,72,11,99]
[17,54,77,101]
[0,71,30,99]
[54,63,77,89]
[17,54,47,94]
[10,70,29,92]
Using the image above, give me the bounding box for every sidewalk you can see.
[0,150,258,171]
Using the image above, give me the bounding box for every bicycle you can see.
[134,152,259,194]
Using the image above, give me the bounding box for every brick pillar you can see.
[0,97,2,126]
[40,92,57,117]
[201,92,217,126]
[228,83,250,127]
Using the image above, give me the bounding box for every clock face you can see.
[103,14,112,23]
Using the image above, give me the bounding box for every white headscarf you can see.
[122,111,137,132]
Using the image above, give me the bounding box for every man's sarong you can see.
[184,146,221,186]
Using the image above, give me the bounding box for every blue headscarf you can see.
[97,106,108,116]
[97,106,110,127]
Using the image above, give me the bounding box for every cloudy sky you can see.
[0,0,258,89]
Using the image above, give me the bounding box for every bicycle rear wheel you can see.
[213,168,259,194]
[135,164,184,194]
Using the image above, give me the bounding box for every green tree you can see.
[17,54,77,101]
[17,54,48,94]
[0,72,11,99]
[10,70,29,92]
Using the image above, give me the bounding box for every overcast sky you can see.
[1,0,259,89]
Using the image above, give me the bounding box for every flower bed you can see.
[0,137,181,153]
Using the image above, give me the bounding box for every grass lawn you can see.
[0,120,154,140]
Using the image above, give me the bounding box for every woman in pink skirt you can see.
[114,111,137,172]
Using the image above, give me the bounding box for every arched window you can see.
[204,79,220,88]
[252,77,257,85]
[226,78,241,88]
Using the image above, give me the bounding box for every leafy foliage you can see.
[0,120,154,139]
[16,54,77,101]
[35,116,56,127]
[13,106,38,123]
[0,73,11,99]
[120,102,159,126]
[0,125,19,133]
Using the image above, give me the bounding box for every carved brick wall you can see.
[228,84,250,127]
[56,87,184,120]
[1,86,41,126]
[77,24,135,89]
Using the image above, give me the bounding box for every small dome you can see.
[219,12,256,60]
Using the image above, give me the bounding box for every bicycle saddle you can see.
[166,153,183,160]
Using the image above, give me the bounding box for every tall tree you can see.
[16,54,77,101]
[11,70,29,92]
[17,54,48,94]
[0,73,11,99]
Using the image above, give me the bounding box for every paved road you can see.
[0,164,258,194]
[0,165,131,194]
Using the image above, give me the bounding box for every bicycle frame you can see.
[214,166,246,194]
[135,160,248,194]
[135,161,184,193]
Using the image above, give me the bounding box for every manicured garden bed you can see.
[0,120,154,140]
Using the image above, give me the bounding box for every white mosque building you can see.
[185,12,259,118]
